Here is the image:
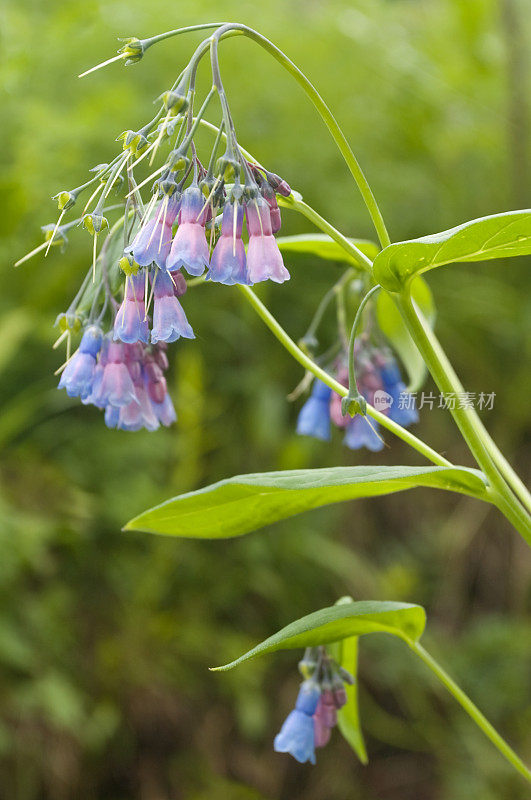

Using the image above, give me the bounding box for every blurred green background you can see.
[1,0,530,798]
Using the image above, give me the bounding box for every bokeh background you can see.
[1,0,530,798]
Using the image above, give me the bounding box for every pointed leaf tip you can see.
[212,601,427,671]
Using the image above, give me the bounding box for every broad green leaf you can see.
[373,210,531,291]
[124,465,487,539]
[334,635,368,764]
[376,277,435,391]
[276,233,379,270]
[212,601,426,671]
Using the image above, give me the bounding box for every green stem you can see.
[491,491,531,546]
[302,268,354,347]
[221,25,391,248]
[346,284,380,400]
[482,431,531,515]
[149,23,390,248]
[239,285,453,469]
[279,194,374,270]
[408,640,531,783]
[179,86,216,152]
[397,290,531,544]
[142,23,228,50]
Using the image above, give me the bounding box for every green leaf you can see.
[373,210,531,291]
[124,465,487,539]
[276,233,379,269]
[211,600,426,671]
[335,636,368,764]
[376,277,435,391]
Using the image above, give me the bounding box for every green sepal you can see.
[83,214,109,236]
[119,255,139,276]
[53,190,77,211]
[341,393,367,418]
[117,37,144,64]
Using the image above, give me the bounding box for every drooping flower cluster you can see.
[274,647,353,765]
[59,325,176,431]
[52,165,290,430]
[20,25,423,445]
[28,24,293,432]
[296,343,418,452]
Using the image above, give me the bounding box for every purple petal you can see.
[151,295,194,343]
[247,236,290,284]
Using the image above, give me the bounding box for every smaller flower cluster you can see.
[297,343,418,452]
[59,325,176,431]
[274,647,353,765]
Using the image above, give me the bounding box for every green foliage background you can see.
[0,0,529,798]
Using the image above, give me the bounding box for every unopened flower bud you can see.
[41,224,68,249]
[332,686,348,708]
[264,169,291,197]
[117,130,149,156]
[159,88,189,113]
[117,37,144,66]
[145,361,163,383]
[168,149,190,174]
[53,190,77,211]
[172,271,187,297]
[153,347,169,371]
[119,253,139,276]
[83,213,109,236]
[148,378,167,404]
[90,163,109,176]
[338,666,355,685]
[55,312,83,334]
[216,153,240,182]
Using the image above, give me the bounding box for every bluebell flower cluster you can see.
[18,33,295,432]
[297,345,418,452]
[60,326,176,431]
[25,26,418,446]
[274,647,352,765]
[51,159,291,429]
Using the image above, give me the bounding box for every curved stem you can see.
[238,284,453,469]
[217,24,391,247]
[347,284,380,399]
[279,194,374,271]
[490,490,531,546]
[180,87,216,152]
[408,641,531,783]
[301,268,354,347]
[149,23,390,247]
[143,22,228,50]
[396,290,531,544]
